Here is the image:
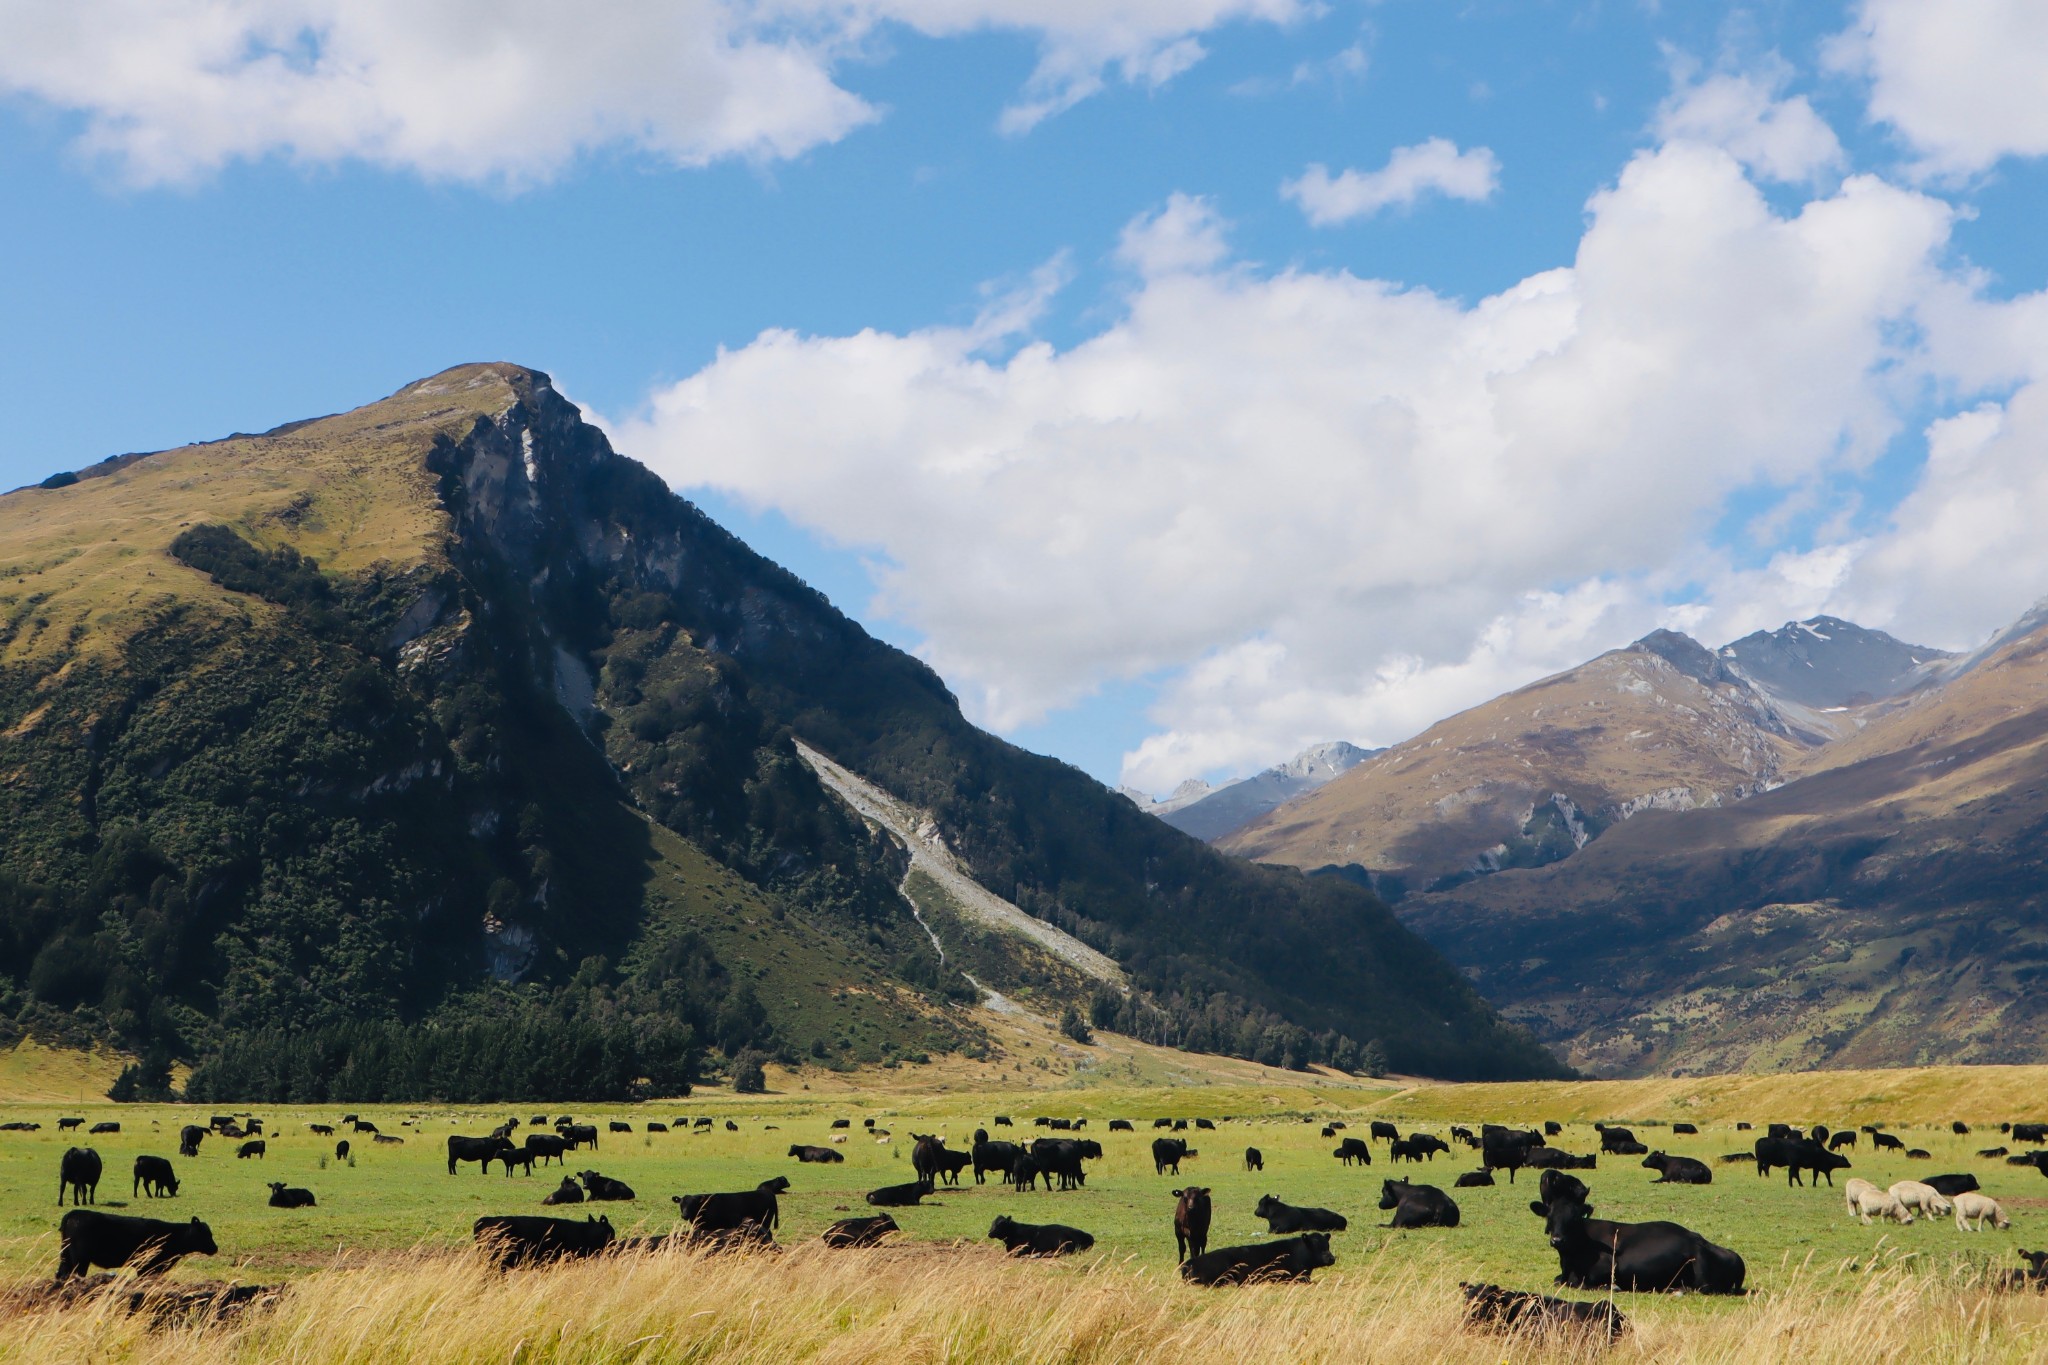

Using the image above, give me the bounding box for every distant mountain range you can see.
[1194,605,2048,1076]
[1121,741,1377,842]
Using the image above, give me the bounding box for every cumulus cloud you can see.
[1283,138,1501,226]
[1830,0,2048,175]
[1655,69,1843,182]
[615,84,2022,790]
[0,0,1302,184]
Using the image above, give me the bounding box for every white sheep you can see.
[1889,1180,1954,1218]
[1953,1192,2010,1231]
[1843,1178,1879,1218]
[1850,1186,1915,1225]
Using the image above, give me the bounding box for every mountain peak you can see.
[1717,615,1953,710]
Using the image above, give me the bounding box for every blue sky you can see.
[4,0,2047,790]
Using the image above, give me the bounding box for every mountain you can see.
[1219,630,1815,893]
[1150,741,1378,843]
[1118,777,1217,817]
[0,363,1560,1087]
[1718,615,1955,710]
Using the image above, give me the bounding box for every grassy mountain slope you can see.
[0,364,1559,1083]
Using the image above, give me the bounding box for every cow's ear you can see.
[1528,1201,1547,1216]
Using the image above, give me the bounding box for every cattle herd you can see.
[10,1104,2048,1330]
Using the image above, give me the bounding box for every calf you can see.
[473,1214,614,1268]
[132,1155,179,1199]
[1872,1132,1906,1153]
[673,1177,789,1235]
[1333,1137,1372,1167]
[865,1179,934,1208]
[988,1215,1093,1256]
[1173,1187,1212,1262]
[236,1140,266,1160]
[499,1147,536,1177]
[1152,1138,1194,1175]
[1379,1178,1459,1228]
[56,1211,217,1279]
[59,1148,102,1206]
[788,1144,844,1164]
[1641,1152,1712,1185]
[821,1214,899,1248]
[540,1177,583,1205]
[1254,1194,1347,1234]
[447,1135,515,1176]
[266,1182,316,1209]
[1181,1233,1334,1286]
[1243,1146,1263,1172]
[576,1170,635,1201]
[930,1149,974,1186]
[1455,1170,1495,1188]
[1532,1194,1745,1294]
[1954,1192,2009,1231]
[1460,1282,1627,1341]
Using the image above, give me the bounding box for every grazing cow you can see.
[523,1134,567,1168]
[993,1117,1013,1128]
[448,1135,515,1176]
[58,1117,83,1131]
[2013,1123,2048,1144]
[1641,1153,1712,1185]
[237,1140,266,1160]
[209,1116,236,1132]
[309,1124,335,1137]
[973,1140,1021,1185]
[1370,1121,1399,1144]
[1109,1119,1134,1132]
[1406,1134,1450,1161]
[89,1122,120,1135]
[1736,1122,1753,1131]
[1754,1137,1851,1187]
[1173,1120,1189,1132]
[1889,1180,1952,1217]
[1461,1282,1627,1341]
[608,1122,632,1135]
[693,1118,713,1130]
[1531,1194,1745,1294]
[540,1177,583,1205]
[530,1116,549,1127]
[56,1211,217,1279]
[1328,1122,1345,1131]
[335,1140,350,1161]
[560,1124,600,1151]
[577,1170,635,1201]
[1954,1122,1972,1136]
[1380,1179,1459,1228]
[59,1148,102,1206]
[1181,1234,1335,1287]
[1195,1119,1215,1131]
[1243,1147,1263,1172]
[831,1119,850,1129]
[1718,1152,1756,1165]
[1844,1180,1912,1225]
[1389,1139,1424,1164]
[499,1147,536,1178]
[1951,1193,2008,1232]
[865,1179,934,1208]
[1872,1132,1906,1153]
[1451,1126,1478,1148]
[1254,1194,1347,1234]
[725,1121,738,1132]
[673,1177,790,1236]
[1152,1138,1194,1175]
[267,1183,315,1209]
[988,1215,1093,1257]
[355,1122,379,1136]
[1672,1123,1699,1135]
[929,1149,975,1186]
[132,1156,178,1199]
[1455,1170,1495,1188]
[179,1125,206,1158]
[1925,1173,1981,1197]
[1981,1147,2011,1158]
[789,1144,845,1164]
[1829,1131,1858,1151]
[473,1214,614,1267]
[1334,1137,1373,1167]
[821,1214,899,1248]
[1544,1121,1563,1137]
[1153,1118,1172,1129]
[1320,1125,1337,1139]
[1173,1188,1212,1262]
[645,1123,667,1134]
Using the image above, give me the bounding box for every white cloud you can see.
[1830,0,2048,175]
[1283,138,1500,226]
[616,105,2006,789]
[1655,69,1843,183]
[0,0,1303,185]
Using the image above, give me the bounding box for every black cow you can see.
[973,1140,1021,1185]
[988,1215,1093,1256]
[1531,1194,1744,1294]
[354,1121,379,1135]
[237,1140,266,1160]
[179,1125,206,1157]
[1481,1128,1546,1182]
[1642,1152,1712,1185]
[309,1124,335,1136]
[1407,1134,1450,1160]
[335,1140,351,1161]
[1173,1187,1212,1262]
[1543,1121,1563,1137]
[1671,1122,1699,1136]
[990,1116,1011,1128]
[524,1133,567,1167]
[1954,1121,1972,1135]
[1460,1282,1627,1341]
[911,1135,949,1185]
[1152,1137,1194,1175]
[1829,1131,1858,1151]
[1998,1249,2048,1291]
[1032,1138,1100,1191]
[58,1117,83,1131]
[59,1148,102,1206]
[929,1149,974,1186]
[1925,1173,1982,1197]
[1370,1121,1399,1144]
[1872,1132,1906,1153]
[1980,1146,2011,1158]
[831,1119,850,1129]
[448,1135,515,1176]
[1455,1170,1495,1188]
[866,1179,934,1208]
[1523,1147,1597,1171]
[267,1183,315,1208]
[499,1146,537,1177]
[1539,1169,1592,1207]
[1109,1119,1134,1132]
[1735,1122,1753,1131]
[88,1122,120,1135]
[1181,1234,1335,1287]
[1153,1118,1172,1129]
[1810,1125,1831,1145]
[373,1133,405,1146]
[1389,1139,1424,1164]
[674,1178,790,1236]
[132,1156,179,1199]
[1195,1118,1215,1131]
[577,1170,634,1201]
[821,1214,899,1248]
[789,1144,845,1164]
[541,1177,583,1205]
[474,1214,614,1267]
[1380,1178,1459,1228]
[1754,1137,1850,1187]
[647,1122,668,1134]
[1320,1125,1337,1139]
[1451,1126,1478,1148]
[693,1118,713,1130]
[561,1124,600,1151]
[1243,1146,1263,1172]
[1907,1148,1933,1159]
[2013,1123,2047,1144]
[1254,1194,1347,1234]
[604,1122,629,1135]
[1594,1125,1636,1153]
[1173,1120,1189,1132]
[1009,1153,1043,1191]
[1334,1137,1372,1167]
[57,1211,217,1279]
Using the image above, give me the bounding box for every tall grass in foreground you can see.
[4,1243,2046,1365]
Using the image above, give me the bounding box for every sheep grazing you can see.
[1953,1192,2010,1232]
[1889,1180,1954,1218]
[1844,1179,1913,1226]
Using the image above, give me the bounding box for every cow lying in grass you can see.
[1531,1191,1745,1294]
[1460,1282,1627,1340]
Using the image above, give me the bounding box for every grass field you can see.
[4,1061,2048,1359]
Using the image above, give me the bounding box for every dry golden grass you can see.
[2,1240,2045,1364]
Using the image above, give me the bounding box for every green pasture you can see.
[3,1087,2045,1306]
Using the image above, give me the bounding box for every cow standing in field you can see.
[1152,1138,1194,1175]
[448,1135,516,1176]
[236,1140,266,1160]
[132,1156,178,1199]
[57,1211,216,1279]
[59,1148,102,1205]
[1173,1188,1211,1263]
[1243,1147,1263,1172]
[179,1125,206,1158]
[473,1215,614,1268]
[1334,1137,1372,1167]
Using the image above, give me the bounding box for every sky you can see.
[3,0,2047,794]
